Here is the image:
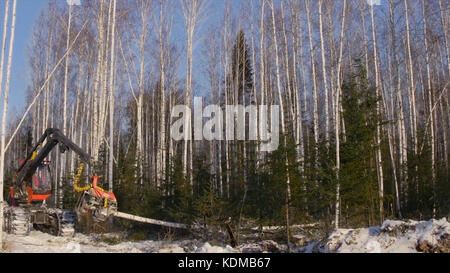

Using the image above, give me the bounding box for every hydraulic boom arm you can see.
[16,128,91,187]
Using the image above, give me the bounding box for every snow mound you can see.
[302,218,450,253]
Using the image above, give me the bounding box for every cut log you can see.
[114,211,187,229]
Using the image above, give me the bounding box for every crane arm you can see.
[15,128,92,189]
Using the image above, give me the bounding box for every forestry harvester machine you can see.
[3,128,186,237]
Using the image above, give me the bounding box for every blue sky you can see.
[0,0,235,118]
[0,0,46,116]
[0,0,391,114]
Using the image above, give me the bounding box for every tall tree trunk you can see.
[0,0,16,248]
[280,2,295,135]
[137,1,149,185]
[290,0,308,214]
[181,0,204,189]
[98,0,113,165]
[108,0,116,191]
[157,0,167,189]
[0,0,9,118]
[388,0,408,209]
[421,0,436,217]
[250,0,259,166]
[439,98,448,172]
[43,25,53,134]
[318,0,330,146]
[223,2,231,199]
[326,4,336,143]
[386,46,402,219]
[70,65,83,173]
[335,0,347,229]
[370,3,384,223]
[306,0,319,176]
[438,0,450,76]
[92,0,105,162]
[404,0,418,163]
[270,0,291,251]
[359,3,369,79]
[290,1,305,175]
[59,3,73,207]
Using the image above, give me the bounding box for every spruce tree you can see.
[339,63,382,227]
[231,30,253,105]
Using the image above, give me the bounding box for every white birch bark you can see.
[280,2,295,134]
[306,0,319,169]
[108,0,116,191]
[421,0,436,217]
[250,0,259,165]
[157,0,167,188]
[0,0,16,248]
[70,65,83,173]
[59,3,73,207]
[0,0,9,116]
[335,0,346,229]
[438,0,450,76]
[223,2,231,199]
[289,1,304,173]
[319,0,330,145]
[370,3,384,223]
[326,5,336,141]
[270,0,291,250]
[136,1,149,185]
[92,0,105,162]
[43,27,52,133]
[386,46,402,218]
[98,0,112,160]
[181,0,205,188]
[359,3,369,79]
[388,0,408,207]
[404,0,418,158]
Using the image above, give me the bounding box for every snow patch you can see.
[300,218,450,253]
[1,231,239,253]
[3,218,449,253]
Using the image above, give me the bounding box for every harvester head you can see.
[75,176,117,222]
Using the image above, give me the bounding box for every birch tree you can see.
[0,0,9,111]
[370,2,384,223]
[404,0,418,162]
[156,0,171,188]
[318,0,330,145]
[59,0,74,207]
[108,0,117,191]
[269,0,291,250]
[420,0,436,216]
[438,0,450,76]
[334,0,346,229]
[305,0,319,170]
[288,1,304,175]
[0,0,16,249]
[92,0,105,162]
[181,0,206,187]
[136,0,151,185]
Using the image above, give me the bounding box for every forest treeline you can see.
[1,0,449,236]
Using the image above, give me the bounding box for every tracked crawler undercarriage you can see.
[3,205,75,237]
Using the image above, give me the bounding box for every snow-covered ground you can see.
[2,218,449,253]
[2,231,237,253]
[300,218,450,253]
